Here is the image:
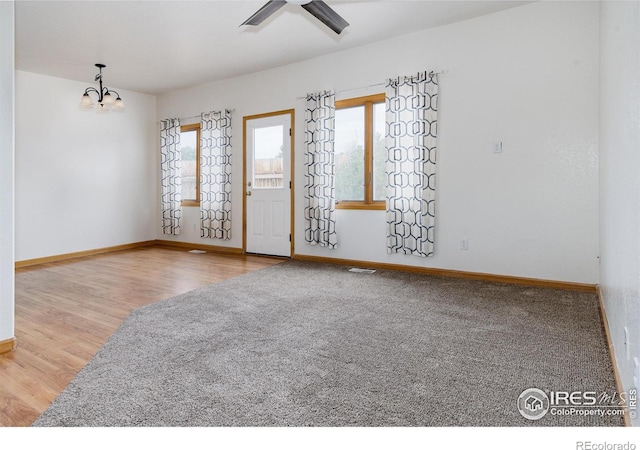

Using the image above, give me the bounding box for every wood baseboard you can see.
[13,240,597,293]
[154,240,243,255]
[596,285,630,427]
[14,239,247,270]
[15,241,157,268]
[14,240,246,269]
[0,337,17,354]
[292,253,597,292]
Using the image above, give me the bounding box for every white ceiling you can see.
[15,0,530,95]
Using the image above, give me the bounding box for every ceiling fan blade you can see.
[301,0,349,34]
[241,0,287,26]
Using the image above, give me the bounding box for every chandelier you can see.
[79,64,125,112]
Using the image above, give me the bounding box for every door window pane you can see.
[335,106,365,201]
[253,125,284,189]
[180,129,197,201]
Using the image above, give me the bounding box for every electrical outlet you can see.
[460,239,469,250]
[493,142,503,153]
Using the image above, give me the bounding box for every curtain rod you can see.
[159,68,449,122]
[296,70,449,100]
[158,109,236,124]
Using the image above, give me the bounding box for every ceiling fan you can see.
[241,0,350,35]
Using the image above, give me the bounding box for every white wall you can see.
[15,71,157,261]
[0,1,15,343]
[158,1,600,284]
[599,1,640,426]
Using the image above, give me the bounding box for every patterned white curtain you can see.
[385,71,439,257]
[200,110,232,240]
[160,118,182,235]
[304,91,337,248]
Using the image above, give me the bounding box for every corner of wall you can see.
[0,0,15,343]
[598,0,640,427]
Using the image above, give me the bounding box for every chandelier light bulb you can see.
[79,93,95,109]
[113,97,125,110]
[102,92,116,105]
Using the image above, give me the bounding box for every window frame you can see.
[334,93,386,210]
[180,123,201,207]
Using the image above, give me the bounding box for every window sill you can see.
[336,202,385,211]
[181,200,200,207]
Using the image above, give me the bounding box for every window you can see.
[334,93,385,210]
[253,125,284,189]
[180,123,200,206]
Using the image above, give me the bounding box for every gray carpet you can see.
[34,260,623,426]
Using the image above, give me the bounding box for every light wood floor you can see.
[0,245,283,427]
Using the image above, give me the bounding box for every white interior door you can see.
[245,113,291,257]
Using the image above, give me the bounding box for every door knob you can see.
[246,191,252,196]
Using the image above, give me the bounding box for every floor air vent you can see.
[348,268,376,274]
